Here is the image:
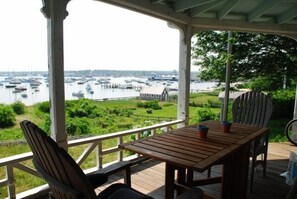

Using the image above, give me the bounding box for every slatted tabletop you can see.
[120,120,269,199]
[120,120,268,172]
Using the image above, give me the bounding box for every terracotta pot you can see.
[221,121,232,133]
[198,125,209,138]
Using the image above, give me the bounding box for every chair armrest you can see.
[86,172,109,188]
[88,160,132,188]
[96,161,131,176]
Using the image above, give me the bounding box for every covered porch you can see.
[44,0,297,148]
[1,0,297,198]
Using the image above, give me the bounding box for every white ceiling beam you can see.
[97,0,190,25]
[217,0,241,19]
[191,0,227,17]
[248,0,284,22]
[191,17,297,35]
[277,6,297,24]
[174,0,216,12]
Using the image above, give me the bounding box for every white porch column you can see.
[41,0,70,149]
[222,31,233,121]
[177,25,193,126]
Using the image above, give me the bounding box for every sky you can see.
[0,0,180,72]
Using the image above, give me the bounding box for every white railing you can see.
[0,120,184,199]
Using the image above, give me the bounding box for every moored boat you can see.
[72,90,84,97]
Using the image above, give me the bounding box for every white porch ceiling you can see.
[98,0,297,36]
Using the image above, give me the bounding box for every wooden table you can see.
[119,120,269,199]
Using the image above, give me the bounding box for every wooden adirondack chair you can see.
[20,120,153,199]
[232,91,273,193]
[20,120,204,199]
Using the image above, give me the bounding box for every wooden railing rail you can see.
[0,119,184,199]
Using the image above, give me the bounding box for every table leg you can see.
[165,163,175,199]
[222,143,250,199]
[176,167,186,195]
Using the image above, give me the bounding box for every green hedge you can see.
[271,89,295,119]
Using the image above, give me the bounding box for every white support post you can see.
[41,0,70,149]
[177,25,193,127]
[222,31,232,121]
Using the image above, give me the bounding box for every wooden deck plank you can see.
[95,142,294,199]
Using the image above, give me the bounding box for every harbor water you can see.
[0,76,218,106]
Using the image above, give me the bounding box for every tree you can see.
[192,31,297,91]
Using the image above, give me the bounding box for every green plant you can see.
[0,104,16,128]
[66,117,90,135]
[137,100,162,110]
[38,101,50,113]
[271,89,295,119]
[11,101,25,115]
[192,107,219,123]
[67,99,101,118]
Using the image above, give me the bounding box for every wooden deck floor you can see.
[97,143,297,199]
[96,142,296,199]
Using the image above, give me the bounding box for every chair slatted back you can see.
[20,120,96,199]
[232,91,273,127]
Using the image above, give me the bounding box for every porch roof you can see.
[98,0,297,36]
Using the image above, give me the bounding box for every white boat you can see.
[21,93,28,98]
[85,84,94,94]
[72,90,84,97]
[15,86,27,91]
[86,83,92,91]
[97,78,110,84]
[5,84,17,88]
[30,81,41,88]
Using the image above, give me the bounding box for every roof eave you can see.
[96,0,191,25]
[191,17,297,36]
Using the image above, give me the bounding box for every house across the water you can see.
[140,86,168,101]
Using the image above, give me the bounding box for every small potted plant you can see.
[221,121,232,133]
[197,125,209,138]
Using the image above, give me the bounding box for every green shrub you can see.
[250,76,281,91]
[136,101,144,108]
[162,102,174,107]
[271,89,295,119]
[192,107,219,123]
[11,101,25,115]
[38,101,50,113]
[117,123,133,129]
[207,99,221,108]
[66,118,90,135]
[43,114,51,133]
[136,100,161,110]
[67,99,101,118]
[66,121,78,135]
[189,101,204,107]
[0,104,16,128]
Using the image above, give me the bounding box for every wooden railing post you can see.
[97,141,103,169]
[118,136,123,161]
[6,165,16,199]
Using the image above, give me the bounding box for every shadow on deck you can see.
[95,142,295,199]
